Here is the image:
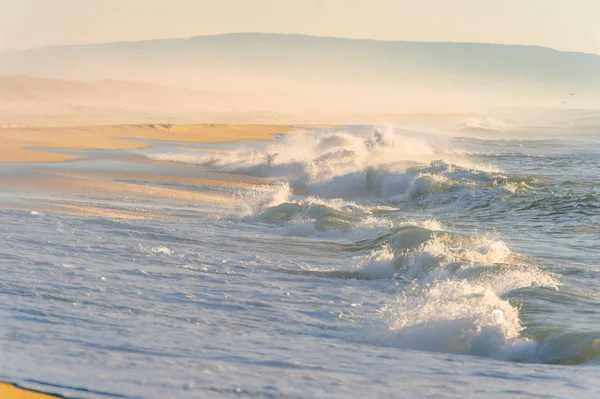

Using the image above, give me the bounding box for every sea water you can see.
[2,117,600,398]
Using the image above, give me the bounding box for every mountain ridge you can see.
[3,32,597,57]
[1,33,598,113]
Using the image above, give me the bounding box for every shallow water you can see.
[2,117,600,398]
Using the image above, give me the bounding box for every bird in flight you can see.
[570,93,575,96]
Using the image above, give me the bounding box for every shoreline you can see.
[0,122,296,222]
[0,123,293,163]
[0,123,295,396]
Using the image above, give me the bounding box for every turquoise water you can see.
[2,117,600,398]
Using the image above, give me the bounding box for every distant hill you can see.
[1,33,599,112]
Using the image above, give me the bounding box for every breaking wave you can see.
[342,226,561,361]
[149,125,599,365]
[149,127,532,208]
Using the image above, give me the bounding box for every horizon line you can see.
[3,32,599,57]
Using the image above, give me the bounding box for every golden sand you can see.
[0,123,289,219]
[0,383,59,399]
[0,123,290,163]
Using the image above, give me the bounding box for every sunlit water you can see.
[2,118,600,398]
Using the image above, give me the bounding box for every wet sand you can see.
[0,123,290,162]
[0,123,291,220]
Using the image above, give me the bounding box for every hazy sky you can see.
[1,0,599,53]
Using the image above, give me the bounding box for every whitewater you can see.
[2,118,600,398]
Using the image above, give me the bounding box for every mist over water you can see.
[2,34,600,124]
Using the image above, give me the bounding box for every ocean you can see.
[2,115,600,398]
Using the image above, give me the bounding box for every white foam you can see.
[234,182,292,217]
[148,126,523,205]
[373,280,529,357]
[149,127,435,193]
[348,229,559,359]
[151,246,172,256]
[351,246,397,279]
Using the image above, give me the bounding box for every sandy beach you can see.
[0,123,290,163]
[0,383,58,399]
[0,123,290,222]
